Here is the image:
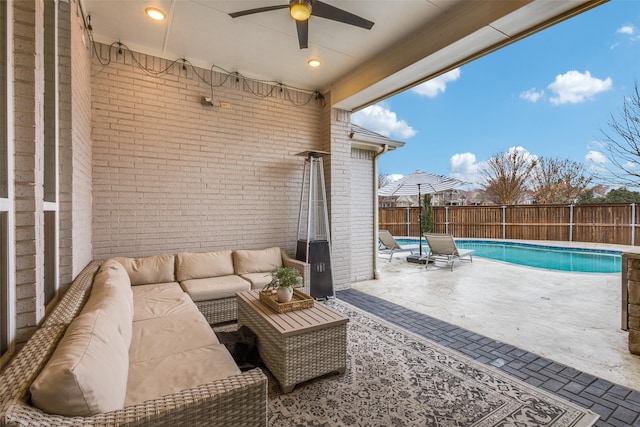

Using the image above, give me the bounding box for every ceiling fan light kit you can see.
[290,0,312,21]
[229,1,374,50]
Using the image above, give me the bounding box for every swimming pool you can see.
[396,238,622,273]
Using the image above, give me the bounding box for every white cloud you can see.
[449,152,482,186]
[411,68,461,98]
[389,174,404,182]
[548,70,613,105]
[351,103,417,139]
[617,25,636,36]
[585,150,608,173]
[520,88,545,103]
[506,146,537,162]
[586,150,607,165]
[448,147,537,188]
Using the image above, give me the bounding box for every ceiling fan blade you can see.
[229,4,288,18]
[311,1,374,30]
[296,20,309,49]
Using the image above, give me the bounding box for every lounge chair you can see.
[378,230,420,262]
[423,233,474,271]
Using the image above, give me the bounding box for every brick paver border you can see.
[337,289,640,427]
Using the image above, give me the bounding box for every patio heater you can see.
[295,150,334,300]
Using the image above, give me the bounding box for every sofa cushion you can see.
[114,254,175,286]
[30,309,129,417]
[240,272,274,290]
[125,344,241,407]
[93,259,134,312]
[83,259,134,345]
[181,275,250,301]
[176,250,234,281]
[233,247,282,275]
[129,308,219,364]
[131,282,194,322]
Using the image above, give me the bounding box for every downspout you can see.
[373,144,389,279]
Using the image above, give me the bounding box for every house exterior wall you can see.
[3,0,93,349]
[350,148,375,282]
[2,0,379,359]
[69,0,92,278]
[90,43,324,260]
[319,99,352,290]
[58,0,92,285]
[13,0,46,343]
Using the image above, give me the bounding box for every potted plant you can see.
[263,266,302,303]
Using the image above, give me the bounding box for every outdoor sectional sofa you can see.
[0,247,309,426]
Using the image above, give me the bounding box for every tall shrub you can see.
[421,194,434,234]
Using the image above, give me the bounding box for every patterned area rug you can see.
[218,299,599,427]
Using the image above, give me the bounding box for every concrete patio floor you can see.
[351,241,640,391]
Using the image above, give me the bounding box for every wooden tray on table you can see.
[259,289,314,313]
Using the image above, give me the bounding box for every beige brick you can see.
[630,330,640,355]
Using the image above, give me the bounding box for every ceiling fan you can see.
[229,0,374,49]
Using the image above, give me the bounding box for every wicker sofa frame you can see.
[0,261,268,427]
[195,250,311,324]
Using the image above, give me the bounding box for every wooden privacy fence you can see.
[379,203,640,246]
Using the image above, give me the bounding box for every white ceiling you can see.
[81,0,608,111]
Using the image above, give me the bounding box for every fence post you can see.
[406,207,410,237]
[445,206,449,234]
[502,206,506,239]
[632,203,636,246]
[569,204,574,242]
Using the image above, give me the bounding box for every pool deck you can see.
[344,241,640,424]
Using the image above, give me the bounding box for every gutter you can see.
[373,144,389,279]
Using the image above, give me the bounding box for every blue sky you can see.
[351,0,640,189]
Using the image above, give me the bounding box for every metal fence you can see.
[379,203,639,246]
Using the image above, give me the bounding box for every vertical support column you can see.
[13,0,46,342]
[624,253,640,354]
[320,93,351,290]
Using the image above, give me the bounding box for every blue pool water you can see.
[396,239,622,273]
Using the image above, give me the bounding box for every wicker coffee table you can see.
[236,290,349,393]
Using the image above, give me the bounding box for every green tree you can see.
[576,189,596,204]
[421,194,434,234]
[603,187,640,203]
[480,148,537,205]
[531,157,592,204]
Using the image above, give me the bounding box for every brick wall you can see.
[58,0,72,284]
[69,0,93,277]
[90,44,323,259]
[350,148,375,282]
[320,99,352,290]
[13,0,45,342]
[625,253,640,354]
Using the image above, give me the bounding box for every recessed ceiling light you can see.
[308,59,321,68]
[145,7,166,21]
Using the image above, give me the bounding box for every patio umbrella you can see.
[378,170,466,255]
